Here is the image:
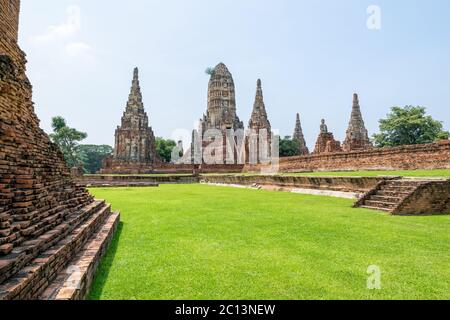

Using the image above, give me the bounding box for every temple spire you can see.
[127,67,144,110]
[342,93,372,151]
[293,113,309,155]
[248,79,270,130]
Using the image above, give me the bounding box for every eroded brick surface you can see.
[0,1,119,300]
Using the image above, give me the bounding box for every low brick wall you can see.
[80,175,200,187]
[201,175,391,194]
[271,141,450,173]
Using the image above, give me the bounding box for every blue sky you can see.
[19,0,450,148]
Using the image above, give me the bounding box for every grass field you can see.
[88,185,450,300]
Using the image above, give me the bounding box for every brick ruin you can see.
[273,140,450,172]
[201,63,244,132]
[355,178,450,215]
[313,119,342,154]
[293,113,309,155]
[247,79,272,161]
[0,1,119,299]
[100,68,158,174]
[342,94,373,152]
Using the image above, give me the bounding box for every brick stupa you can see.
[100,68,158,174]
[193,63,245,164]
[247,79,272,162]
[293,113,310,155]
[342,93,373,152]
[0,0,119,300]
[313,119,342,154]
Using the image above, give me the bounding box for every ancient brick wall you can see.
[272,141,450,173]
[201,175,387,194]
[0,0,20,45]
[79,174,199,187]
[1,1,119,300]
[1,54,95,259]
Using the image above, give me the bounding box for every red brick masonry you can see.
[0,0,120,300]
[259,140,450,173]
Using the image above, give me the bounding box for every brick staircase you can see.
[355,179,431,213]
[0,201,120,300]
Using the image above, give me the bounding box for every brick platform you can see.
[355,178,450,215]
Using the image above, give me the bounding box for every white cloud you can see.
[65,42,95,62]
[29,5,94,62]
[30,5,81,44]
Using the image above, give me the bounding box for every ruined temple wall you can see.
[201,175,387,194]
[0,0,20,44]
[272,141,450,173]
[0,1,95,256]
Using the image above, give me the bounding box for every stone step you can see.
[385,180,425,187]
[371,195,404,202]
[364,200,398,209]
[40,212,120,300]
[381,186,417,193]
[0,202,111,300]
[360,205,393,212]
[0,200,106,285]
[377,190,411,197]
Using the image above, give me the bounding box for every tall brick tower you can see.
[113,67,157,163]
[194,63,245,165]
[293,113,309,155]
[247,79,272,162]
[342,93,372,152]
[200,63,244,132]
[0,1,119,299]
[248,79,271,134]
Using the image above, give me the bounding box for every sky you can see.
[19,0,450,149]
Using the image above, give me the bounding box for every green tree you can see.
[205,67,216,76]
[156,138,177,163]
[279,136,301,157]
[49,116,88,168]
[373,106,449,147]
[77,144,113,174]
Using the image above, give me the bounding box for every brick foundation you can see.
[201,175,390,194]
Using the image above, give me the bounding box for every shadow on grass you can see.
[87,221,124,300]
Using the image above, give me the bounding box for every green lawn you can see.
[88,185,450,300]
